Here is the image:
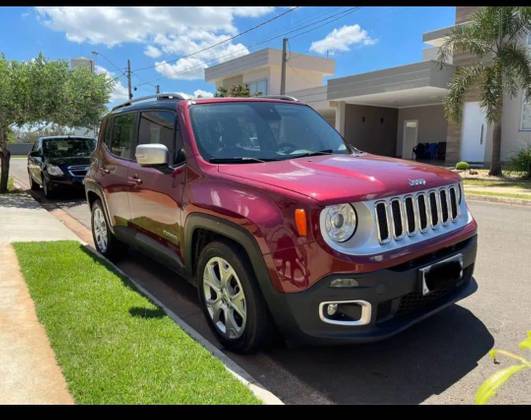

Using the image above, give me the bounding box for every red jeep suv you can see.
[85,93,478,353]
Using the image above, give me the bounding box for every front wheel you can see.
[197,241,274,353]
[42,176,55,198]
[91,199,126,259]
[28,172,40,191]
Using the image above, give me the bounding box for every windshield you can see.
[190,102,352,162]
[43,138,96,158]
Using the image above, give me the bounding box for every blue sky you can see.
[0,6,455,106]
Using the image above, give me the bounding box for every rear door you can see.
[127,109,187,266]
[99,111,138,229]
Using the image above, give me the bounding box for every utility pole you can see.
[280,38,288,95]
[127,59,132,100]
[156,84,160,94]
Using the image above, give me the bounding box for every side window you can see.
[110,112,136,159]
[138,111,179,162]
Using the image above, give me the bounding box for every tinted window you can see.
[43,138,96,158]
[138,111,184,164]
[190,102,349,162]
[110,113,136,159]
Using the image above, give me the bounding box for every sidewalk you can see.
[0,192,75,404]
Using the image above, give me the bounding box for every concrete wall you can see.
[343,104,398,156]
[7,143,33,155]
[501,89,531,161]
[396,105,448,157]
[219,75,244,90]
[456,6,479,24]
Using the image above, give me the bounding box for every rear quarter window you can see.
[109,112,137,159]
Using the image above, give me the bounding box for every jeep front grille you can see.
[374,184,460,243]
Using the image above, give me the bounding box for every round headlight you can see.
[323,204,357,243]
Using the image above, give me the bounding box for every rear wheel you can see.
[91,199,127,258]
[197,241,274,353]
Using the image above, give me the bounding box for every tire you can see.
[42,176,55,199]
[197,240,274,353]
[28,172,40,191]
[91,199,127,259]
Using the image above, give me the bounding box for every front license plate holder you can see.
[419,254,463,296]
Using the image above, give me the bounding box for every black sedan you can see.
[27,136,96,198]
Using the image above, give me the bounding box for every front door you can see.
[461,101,487,163]
[403,120,418,159]
[128,110,186,265]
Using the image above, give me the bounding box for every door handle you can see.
[128,175,142,185]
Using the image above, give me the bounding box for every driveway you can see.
[9,156,531,404]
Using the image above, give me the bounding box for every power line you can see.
[131,7,362,93]
[131,6,299,74]
[289,7,360,42]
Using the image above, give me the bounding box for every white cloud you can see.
[309,24,377,55]
[36,7,273,81]
[174,90,213,99]
[144,45,162,58]
[153,40,249,80]
[35,7,274,47]
[95,65,129,103]
[193,89,214,98]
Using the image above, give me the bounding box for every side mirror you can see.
[29,151,41,158]
[135,143,169,166]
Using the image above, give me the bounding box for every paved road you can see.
[9,157,531,404]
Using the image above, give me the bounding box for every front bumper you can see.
[47,174,86,189]
[271,235,477,345]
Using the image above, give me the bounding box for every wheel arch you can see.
[183,213,286,317]
[84,181,115,234]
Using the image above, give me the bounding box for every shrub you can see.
[456,161,470,171]
[509,145,531,178]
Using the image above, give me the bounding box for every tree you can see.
[214,83,251,97]
[438,7,531,176]
[0,53,112,192]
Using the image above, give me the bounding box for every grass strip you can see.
[13,240,260,404]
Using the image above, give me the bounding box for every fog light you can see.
[326,303,338,316]
[330,278,359,288]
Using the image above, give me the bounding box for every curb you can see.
[12,177,284,405]
[83,245,284,405]
[466,193,531,207]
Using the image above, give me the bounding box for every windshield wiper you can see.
[209,157,271,164]
[289,149,337,159]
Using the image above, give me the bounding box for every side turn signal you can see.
[294,208,308,237]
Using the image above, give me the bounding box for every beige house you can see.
[205,6,531,165]
[205,48,336,126]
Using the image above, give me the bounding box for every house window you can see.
[521,90,531,130]
[247,79,268,96]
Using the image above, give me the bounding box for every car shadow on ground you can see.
[268,302,493,404]
[103,245,493,405]
[31,187,86,208]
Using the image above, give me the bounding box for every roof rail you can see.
[258,95,298,102]
[111,92,186,111]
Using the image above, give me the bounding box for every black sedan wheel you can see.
[28,172,40,191]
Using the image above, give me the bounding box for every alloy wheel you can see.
[93,206,108,253]
[202,257,247,339]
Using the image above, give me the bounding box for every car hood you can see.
[218,153,461,204]
[46,156,91,167]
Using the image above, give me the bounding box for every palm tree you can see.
[438,6,531,176]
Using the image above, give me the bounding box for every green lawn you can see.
[13,241,261,405]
